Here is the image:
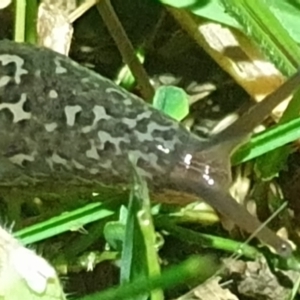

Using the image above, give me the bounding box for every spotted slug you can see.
[0,40,298,257]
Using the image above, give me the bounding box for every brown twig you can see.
[96,0,155,101]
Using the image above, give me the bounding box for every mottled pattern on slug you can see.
[0,41,294,256]
[0,40,203,186]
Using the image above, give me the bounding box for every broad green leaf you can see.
[153,86,189,121]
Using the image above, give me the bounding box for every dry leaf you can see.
[37,2,73,55]
[178,276,238,300]
[224,256,290,300]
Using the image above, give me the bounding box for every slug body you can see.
[0,41,198,187]
[0,40,297,256]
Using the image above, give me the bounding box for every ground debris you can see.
[176,276,238,300]
[224,256,293,300]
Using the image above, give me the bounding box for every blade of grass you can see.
[155,217,300,271]
[14,0,26,42]
[255,88,300,178]
[120,156,162,299]
[220,0,300,76]
[77,255,217,300]
[15,202,115,245]
[232,115,300,165]
[155,216,259,259]
[24,0,37,43]
[288,273,300,300]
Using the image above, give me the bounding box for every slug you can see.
[0,40,298,257]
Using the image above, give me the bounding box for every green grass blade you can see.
[121,158,162,299]
[15,202,115,245]
[220,0,300,75]
[14,0,26,42]
[155,216,259,259]
[232,115,300,165]
[77,256,217,300]
[255,88,300,178]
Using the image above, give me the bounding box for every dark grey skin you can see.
[0,40,298,256]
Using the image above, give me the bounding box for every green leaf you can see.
[155,216,258,259]
[15,202,115,245]
[267,0,300,44]
[220,0,300,76]
[104,220,126,252]
[103,206,128,252]
[161,0,240,28]
[160,0,300,44]
[153,86,189,121]
[159,0,202,7]
[232,116,300,165]
[120,155,162,299]
[77,256,216,300]
[254,88,300,179]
